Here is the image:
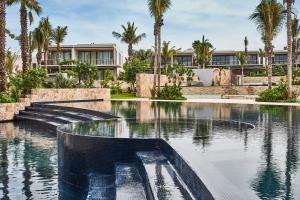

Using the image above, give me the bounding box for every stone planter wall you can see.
[243,76,286,84]
[0,88,110,122]
[136,74,169,98]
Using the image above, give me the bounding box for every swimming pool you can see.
[1,101,300,199]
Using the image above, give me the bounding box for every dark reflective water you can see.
[2,101,300,200]
[58,101,300,200]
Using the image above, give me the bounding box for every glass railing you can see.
[45,59,115,65]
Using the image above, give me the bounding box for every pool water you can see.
[1,101,300,199]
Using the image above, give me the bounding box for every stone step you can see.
[136,151,195,200]
[16,115,61,129]
[115,163,147,200]
[19,110,77,124]
[25,106,98,121]
[87,173,115,200]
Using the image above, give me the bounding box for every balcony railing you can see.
[45,59,114,66]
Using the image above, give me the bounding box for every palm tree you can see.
[284,0,294,98]
[7,0,42,72]
[5,49,19,74]
[192,35,214,69]
[32,27,44,67]
[39,17,52,71]
[292,18,300,68]
[259,48,266,65]
[52,26,68,73]
[28,31,35,67]
[0,0,7,92]
[161,41,180,66]
[112,22,146,60]
[148,0,172,94]
[236,52,247,86]
[132,49,154,64]
[244,36,249,66]
[250,0,285,89]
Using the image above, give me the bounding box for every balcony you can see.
[44,59,114,66]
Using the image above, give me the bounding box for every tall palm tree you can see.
[250,0,285,89]
[236,52,247,86]
[39,17,52,71]
[284,0,294,98]
[52,26,68,72]
[7,0,42,73]
[112,22,146,60]
[259,48,266,65]
[32,27,44,67]
[292,17,300,68]
[244,36,249,66]
[0,0,6,92]
[148,0,172,94]
[161,41,180,66]
[28,31,35,67]
[192,35,214,69]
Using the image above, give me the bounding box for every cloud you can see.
[6,0,300,56]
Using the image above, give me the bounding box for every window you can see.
[174,55,192,66]
[212,55,238,65]
[273,54,287,64]
[248,55,257,64]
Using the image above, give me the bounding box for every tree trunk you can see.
[57,44,61,73]
[267,42,273,89]
[0,0,6,92]
[157,17,162,94]
[287,1,293,98]
[36,48,42,68]
[20,2,29,73]
[128,43,133,61]
[171,56,173,67]
[153,21,158,97]
[241,66,244,86]
[44,48,48,72]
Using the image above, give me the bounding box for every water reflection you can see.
[0,123,58,200]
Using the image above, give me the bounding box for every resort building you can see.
[173,49,299,69]
[39,43,123,80]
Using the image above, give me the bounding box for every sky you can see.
[6,0,300,56]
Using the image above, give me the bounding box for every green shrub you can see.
[0,92,14,103]
[157,85,186,100]
[111,82,123,95]
[257,80,296,102]
[53,73,77,88]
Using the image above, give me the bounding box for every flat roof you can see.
[49,43,117,49]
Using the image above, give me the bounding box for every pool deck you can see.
[111,97,300,107]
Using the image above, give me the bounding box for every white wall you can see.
[192,69,214,86]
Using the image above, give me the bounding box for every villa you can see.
[174,49,297,69]
[38,43,124,80]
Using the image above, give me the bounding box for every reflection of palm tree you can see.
[23,141,33,199]
[193,120,212,148]
[251,112,284,199]
[0,139,9,200]
[284,107,299,199]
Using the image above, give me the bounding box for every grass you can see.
[111,93,138,99]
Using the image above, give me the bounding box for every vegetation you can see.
[72,62,98,88]
[284,0,294,99]
[162,41,180,66]
[52,26,68,72]
[111,93,137,99]
[132,49,154,65]
[249,65,287,77]
[5,49,18,74]
[292,17,300,68]
[148,0,172,95]
[192,35,214,69]
[257,80,297,102]
[112,22,146,60]
[7,0,42,72]
[39,17,52,70]
[119,58,150,91]
[236,52,247,85]
[0,0,6,92]
[250,0,285,89]
[0,92,13,103]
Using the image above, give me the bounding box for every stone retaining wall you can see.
[243,76,286,84]
[182,85,300,96]
[136,74,169,98]
[0,88,110,122]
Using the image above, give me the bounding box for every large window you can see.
[212,55,239,65]
[248,55,258,64]
[273,54,287,64]
[78,51,113,65]
[174,55,192,66]
[49,51,72,65]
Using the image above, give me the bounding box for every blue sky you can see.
[6,0,300,55]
